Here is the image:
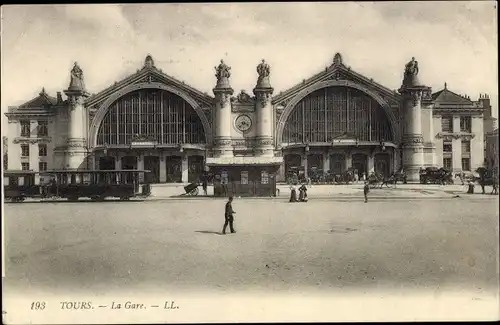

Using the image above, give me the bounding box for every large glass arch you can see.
[282,87,393,144]
[97,89,206,145]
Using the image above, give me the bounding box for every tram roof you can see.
[3,170,39,175]
[41,169,151,174]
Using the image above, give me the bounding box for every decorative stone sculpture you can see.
[144,54,155,69]
[402,57,422,87]
[256,59,271,88]
[214,60,232,88]
[68,62,86,92]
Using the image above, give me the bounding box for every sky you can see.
[1,2,498,135]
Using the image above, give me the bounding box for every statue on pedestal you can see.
[402,57,421,88]
[214,60,232,88]
[256,59,271,88]
[68,62,86,92]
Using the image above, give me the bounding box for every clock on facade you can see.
[235,114,252,132]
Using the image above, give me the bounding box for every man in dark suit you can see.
[222,196,236,234]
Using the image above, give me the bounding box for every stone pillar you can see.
[398,57,427,182]
[137,154,144,183]
[254,59,274,157]
[323,151,330,172]
[471,115,484,170]
[213,60,234,158]
[345,152,352,170]
[64,62,90,170]
[451,116,462,172]
[115,153,122,170]
[181,154,189,183]
[159,153,167,183]
[368,153,375,174]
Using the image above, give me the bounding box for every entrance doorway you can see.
[375,153,391,177]
[188,155,204,183]
[144,156,160,183]
[99,156,115,170]
[166,156,182,183]
[352,153,367,178]
[330,153,345,174]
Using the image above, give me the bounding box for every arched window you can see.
[282,87,393,144]
[97,89,206,145]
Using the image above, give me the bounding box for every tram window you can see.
[4,177,9,186]
[70,174,77,184]
[18,176,25,186]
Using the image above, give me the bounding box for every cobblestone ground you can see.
[3,197,499,299]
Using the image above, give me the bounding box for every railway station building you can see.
[4,53,496,183]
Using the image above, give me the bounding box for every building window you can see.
[39,161,47,171]
[21,144,29,157]
[443,158,452,170]
[38,144,47,157]
[20,120,31,137]
[21,162,30,171]
[461,141,471,153]
[441,116,453,133]
[461,158,470,171]
[38,120,48,137]
[443,141,452,153]
[460,116,471,132]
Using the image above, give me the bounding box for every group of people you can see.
[288,183,308,202]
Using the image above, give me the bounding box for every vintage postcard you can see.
[1,2,499,324]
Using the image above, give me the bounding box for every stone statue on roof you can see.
[214,60,232,88]
[215,60,231,80]
[405,57,419,77]
[401,57,422,88]
[68,62,86,92]
[256,59,271,88]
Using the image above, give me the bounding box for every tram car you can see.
[3,170,43,202]
[41,169,152,201]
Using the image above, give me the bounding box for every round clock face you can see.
[235,114,252,132]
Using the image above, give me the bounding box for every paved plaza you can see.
[3,195,498,300]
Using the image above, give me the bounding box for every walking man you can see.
[364,180,370,203]
[222,196,236,234]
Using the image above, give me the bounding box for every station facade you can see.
[4,53,496,183]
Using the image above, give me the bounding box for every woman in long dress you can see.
[289,184,298,202]
[298,183,308,202]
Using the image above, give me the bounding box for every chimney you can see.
[479,93,492,118]
[57,92,63,104]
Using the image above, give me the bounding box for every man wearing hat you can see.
[222,196,236,234]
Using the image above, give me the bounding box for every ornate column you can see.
[64,62,90,170]
[398,57,426,182]
[254,59,274,157]
[213,60,234,158]
[452,116,462,172]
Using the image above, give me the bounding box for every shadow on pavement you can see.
[195,230,223,235]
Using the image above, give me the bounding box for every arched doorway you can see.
[375,153,391,177]
[188,155,204,183]
[166,156,182,183]
[284,154,302,176]
[330,153,345,174]
[352,153,367,178]
[99,156,115,170]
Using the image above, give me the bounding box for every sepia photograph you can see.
[1,2,499,324]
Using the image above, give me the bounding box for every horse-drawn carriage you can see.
[419,167,453,185]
